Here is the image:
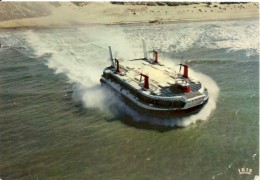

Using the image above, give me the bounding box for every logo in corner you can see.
[238,167,252,175]
[254,175,260,180]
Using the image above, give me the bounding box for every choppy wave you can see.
[125,20,259,57]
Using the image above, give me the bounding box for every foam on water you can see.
[125,20,259,57]
[13,20,257,127]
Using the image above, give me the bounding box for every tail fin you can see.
[108,46,115,67]
[142,38,148,60]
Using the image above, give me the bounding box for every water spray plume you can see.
[22,25,222,127]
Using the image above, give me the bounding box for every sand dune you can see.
[0,2,258,28]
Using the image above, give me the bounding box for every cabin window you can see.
[103,72,111,79]
[172,101,185,108]
[156,100,171,107]
[139,95,154,104]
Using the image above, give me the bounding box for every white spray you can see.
[21,24,223,127]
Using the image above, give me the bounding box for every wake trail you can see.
[21,24,222,127]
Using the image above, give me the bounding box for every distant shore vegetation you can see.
[72,2,91,7]
[110,2,198,6]
[109,2,248,6]
[71,2,249,7]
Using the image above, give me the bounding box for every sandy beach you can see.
[0,2,258,28]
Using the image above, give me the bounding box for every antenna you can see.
[108,46,115,67]
[142,38,148,60]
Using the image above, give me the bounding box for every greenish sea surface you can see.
[0,19,258,179]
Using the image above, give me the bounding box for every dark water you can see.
[0,19,259,179]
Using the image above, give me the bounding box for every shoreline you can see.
[0,17,258,30]
[0,2,258,29]
[105,16,259,25]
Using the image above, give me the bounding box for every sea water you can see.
[0,19,258,179]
